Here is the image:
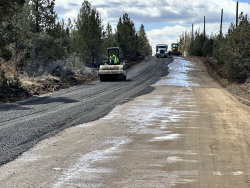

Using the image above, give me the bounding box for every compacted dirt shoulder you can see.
[184,56,250,106]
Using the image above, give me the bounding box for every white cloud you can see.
[146,22,233,54]
[147,25,187,54]
[54,0,250,52]
[55,0,250,24]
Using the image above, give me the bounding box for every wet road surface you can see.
[1,57,250,187]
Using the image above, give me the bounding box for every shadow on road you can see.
[20,96,79,105]
[0,96,79,111]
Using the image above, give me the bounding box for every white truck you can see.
[155,44,168,58]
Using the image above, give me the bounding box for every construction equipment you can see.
[155,44,168,58]
[171,43,181,56]
[98,47,127,81]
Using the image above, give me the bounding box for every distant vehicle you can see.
[155,44,168,58]
[170,43,181,56]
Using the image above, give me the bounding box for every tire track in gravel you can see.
[0,56,173,166]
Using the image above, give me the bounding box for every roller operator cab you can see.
[155,44,168,58]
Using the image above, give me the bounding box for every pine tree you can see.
[0,0,25,30]
[29,0,57,33]
[76,0,103,67]
[117,13,136,60]
[12,1,33,56]
[138,24,151,56]
[103,22,116,49]
[0,0,25,61]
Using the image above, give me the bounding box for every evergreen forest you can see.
[179,12,250,83]
[0,0,152,87]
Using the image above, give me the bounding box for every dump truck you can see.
[155,44,168,58]
[98,47,126,81]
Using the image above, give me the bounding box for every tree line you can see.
[180,12,250,83]
[0,0,152,77]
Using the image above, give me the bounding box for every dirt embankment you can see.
[0,72,98,105]
[0,56,147,105]
[185,56,250,106]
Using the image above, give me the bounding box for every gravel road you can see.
[2,57,250,187]
[0,56,173,166]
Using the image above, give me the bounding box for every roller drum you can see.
[99,65,124,70]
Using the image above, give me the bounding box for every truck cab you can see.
[155,44,168,58]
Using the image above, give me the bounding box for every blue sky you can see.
[55,0,250,53]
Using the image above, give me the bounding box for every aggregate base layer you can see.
[1,57,250,187]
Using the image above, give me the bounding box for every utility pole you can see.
[204,16,206,42]
[192,23,194,40]
[236,1,238,28]
[183,32,184,44]
[220,9,223,37]
[185,31,186,44]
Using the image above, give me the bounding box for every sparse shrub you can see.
[0,70,8,86]
[245,77,250,83]
[0,69,22,88]
[66,53,78,67]
[13,76,22,88]
[1,47,12,62]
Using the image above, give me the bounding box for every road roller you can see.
[98,47,127,81]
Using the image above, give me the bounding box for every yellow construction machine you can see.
[98,47,126,81]
[171,43,181,56]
